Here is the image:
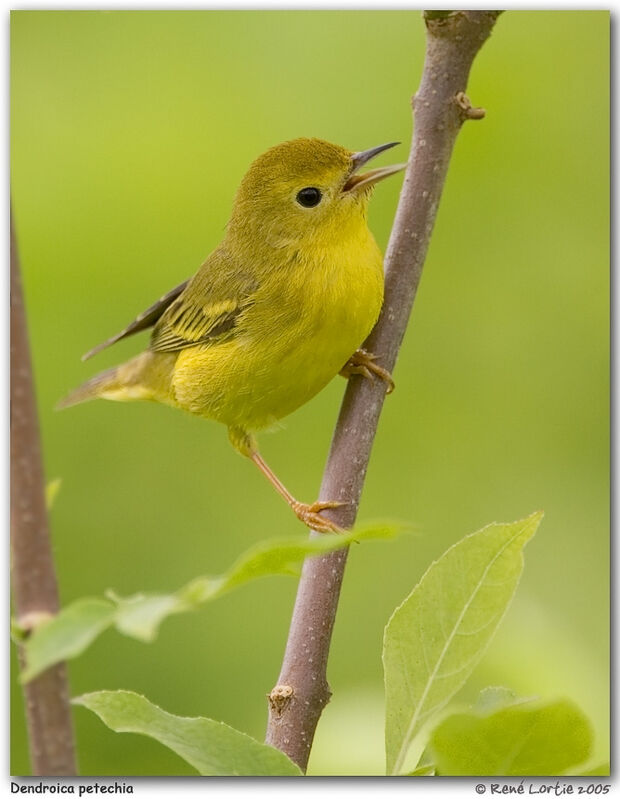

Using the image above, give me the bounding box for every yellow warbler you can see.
[59,138,404,532]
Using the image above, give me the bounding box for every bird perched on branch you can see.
[59,138,404,532]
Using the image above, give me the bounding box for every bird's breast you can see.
[251,238,383,365]
[173,237,384,430]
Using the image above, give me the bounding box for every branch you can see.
[11,213,77,775]
[265,11,501,772]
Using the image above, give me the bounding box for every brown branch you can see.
[10,212,77,775]
[265,11,501,772]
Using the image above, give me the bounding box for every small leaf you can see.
[406,764,436,776]
[20,521,404,680]
[429,698,593,776]
[112,521,404,641]
[384,512,542,775]
[74,690,301,776]
[216,520,403,597]
[20,598,116,682]
[45,478,62,511]
[474,686,523,715]
[114,594,191,642]
[579,763,610,776]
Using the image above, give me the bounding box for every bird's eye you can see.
[296,187,322,208]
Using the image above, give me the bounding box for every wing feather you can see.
[82,279,189,361]
[149,262,258,353]
[150,297,244,352]
[81,249,258,361]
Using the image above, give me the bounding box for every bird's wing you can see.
[149,265,258,353]
[82,278,189,361]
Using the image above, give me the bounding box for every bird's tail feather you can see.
[56,352,175,410]
[56,366,123,409]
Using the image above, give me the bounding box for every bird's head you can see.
[228,138,405,250]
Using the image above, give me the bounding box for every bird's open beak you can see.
[343,141,406,192]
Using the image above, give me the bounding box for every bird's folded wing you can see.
[82,279,190,361]
[149,269,258,353]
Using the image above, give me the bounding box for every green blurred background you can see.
[11,10,609,776]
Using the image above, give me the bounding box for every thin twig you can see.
[265,11,501,772]
[11,212,77,775]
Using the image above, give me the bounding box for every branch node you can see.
[454,91,486,120]
[423,10,460,26]
[267,684,294,718]
[16,610,55,635]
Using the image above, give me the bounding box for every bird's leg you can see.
[228,427,345,533]
[340,348,395,394]
[250,451,345,534]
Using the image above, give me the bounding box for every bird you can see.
[58,137,404,533]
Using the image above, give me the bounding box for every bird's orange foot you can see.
[340,348,395,394]
[290,500,345,534]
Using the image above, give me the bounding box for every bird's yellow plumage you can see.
[60,138,404,532]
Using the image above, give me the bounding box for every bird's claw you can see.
[291,499,346,534]
[340,349,395,394]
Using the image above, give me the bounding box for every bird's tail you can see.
[56,351,176,410]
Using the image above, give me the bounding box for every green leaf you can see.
[74,690,301,776]
[579,763,610,776]
[383,512,542,775]
[113,593,192,642]
[215,519,403,595]
[473,686,523,714]
[113,520,403,641]
[20,598,117,682]
[406,764,436,776]
[429,698,593,776]
[20,521,404,680]
[45,478,62,511]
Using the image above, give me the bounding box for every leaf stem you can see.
[265,11,502,773]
